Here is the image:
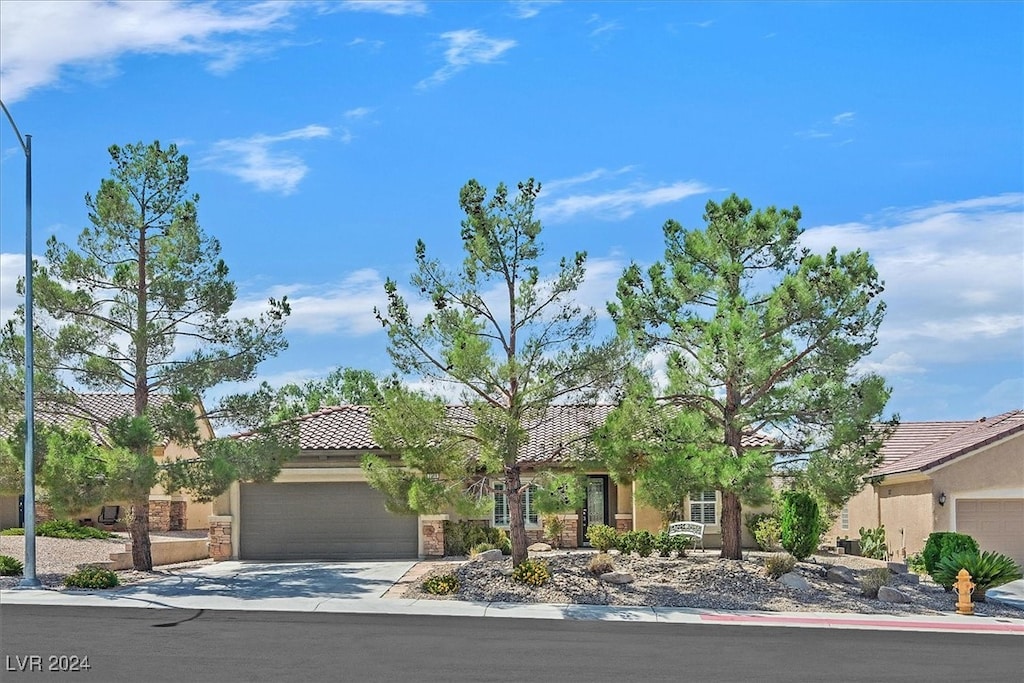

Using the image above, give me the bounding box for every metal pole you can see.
[0,99,39,587]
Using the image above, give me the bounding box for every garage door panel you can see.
[240,482,418,560]
[956,498,1024,568]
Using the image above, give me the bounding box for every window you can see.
[689,491,717,525]
[840,504,849,531]
[493,482,539,527]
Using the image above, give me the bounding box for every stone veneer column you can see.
[149,500,171,531]
[615,513,633,534]
[34,501,54,524]
[169,501,186,531]
[420,517,446,557]
[558,515,579,549]
[208,515,233,561]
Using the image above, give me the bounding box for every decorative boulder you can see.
[778,572,811,591]
[825,566,858,585]
[600,571,635,585]
[473,549,505,562]
[887,562,909,574]
[877,585,911,603]
[528,543,552,553]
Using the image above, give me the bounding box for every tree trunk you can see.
[719,490,743,560]
[506,468,528,566]
[130,499,153,571]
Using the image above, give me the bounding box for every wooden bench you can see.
[668,521,705,551]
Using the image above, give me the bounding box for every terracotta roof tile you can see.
[872,410,1024,477]
[252,404,774,464]
[2,393,175,446]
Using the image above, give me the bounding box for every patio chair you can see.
[98,505,121,526]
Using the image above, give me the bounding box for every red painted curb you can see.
[700,613,1024,633]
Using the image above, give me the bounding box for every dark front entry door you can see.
[581,475,608,545]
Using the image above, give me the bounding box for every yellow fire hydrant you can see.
[954,568,975,616]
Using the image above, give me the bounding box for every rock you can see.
[778,572,811,591]
[825,566,858,585]
[895,571,920,585]
[528,543,552,553]
[472,549,505,562]
[607,549,621,556]
[878,585,911,603]
[887,562,909,574]
[600,571,634,584]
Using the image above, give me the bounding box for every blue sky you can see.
[1,1,1021,423]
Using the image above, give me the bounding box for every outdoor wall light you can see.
[937,492,947,506]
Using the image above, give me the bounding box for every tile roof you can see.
[249,404,775,464]
[871,410,1024,478]
[2,392,174,446]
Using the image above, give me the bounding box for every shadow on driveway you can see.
[109,560,417,601]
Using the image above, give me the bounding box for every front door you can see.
[581,475,608,545]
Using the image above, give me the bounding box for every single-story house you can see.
[210,404,772,561]
[825,409,1024,566]
[0,392,214,531]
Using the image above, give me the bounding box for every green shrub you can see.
[442,521,510,556]
[543,515,565,549]
[511,558,551,587]
[780,491,821,561]
[0,528,24,536]
[860,567,891,598]
[63,565,119,589]
[422,572,460,595]
[764,553,796,579]
[618,530,656,557]
[931,551,1023,598]
[754,517,783,552]
[586,524,619,552]
[588,553,615,576]
[0,555,24,576]
[469,542,496,557]
[922,532,979,576]
[906,552,926,574]
[858,525,888,560]
[37,520,114,540]
[654,530,689,556]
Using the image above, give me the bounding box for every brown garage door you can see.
[956,498,1024,567]
[239,482,418,560]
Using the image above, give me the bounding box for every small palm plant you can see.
[931,550,1023,601]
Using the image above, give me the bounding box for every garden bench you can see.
[668,521,705,551]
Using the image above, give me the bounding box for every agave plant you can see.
[931,550,1023,601]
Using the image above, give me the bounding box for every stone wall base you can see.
[209,516,233,561]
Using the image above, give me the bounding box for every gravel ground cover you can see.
[404,549,1024,618]
[0,532,214,590]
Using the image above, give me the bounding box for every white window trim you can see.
[493,481,540,528]
[688,490,719,528]
[840,504,850,531]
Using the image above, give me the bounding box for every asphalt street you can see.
[3,605,1022,682]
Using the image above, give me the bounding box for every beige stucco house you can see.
[0,392,214,531]
[826,410,1024,566]
[209,404,768,561]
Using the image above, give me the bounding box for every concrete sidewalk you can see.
[3,561,1023,635]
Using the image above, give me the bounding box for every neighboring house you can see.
[210,404,772,561]
[0,392,214,531]
[826,410,1024,566]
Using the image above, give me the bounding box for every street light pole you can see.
[0,99,40,587]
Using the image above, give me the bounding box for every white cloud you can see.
[344,106,375,120]
[347,37,385,50]
[587,15,621,39]
[832,111,855,125]
[337,1,428,16]
[796,111,857,142]
[417,29,517,89]
[0,0,295,102]
[234,268,388,336]
[510,1,561,19]
[801,193,1024,369]
[203,124,332,195]
[538,173,710,223]
[0,253,25,325]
